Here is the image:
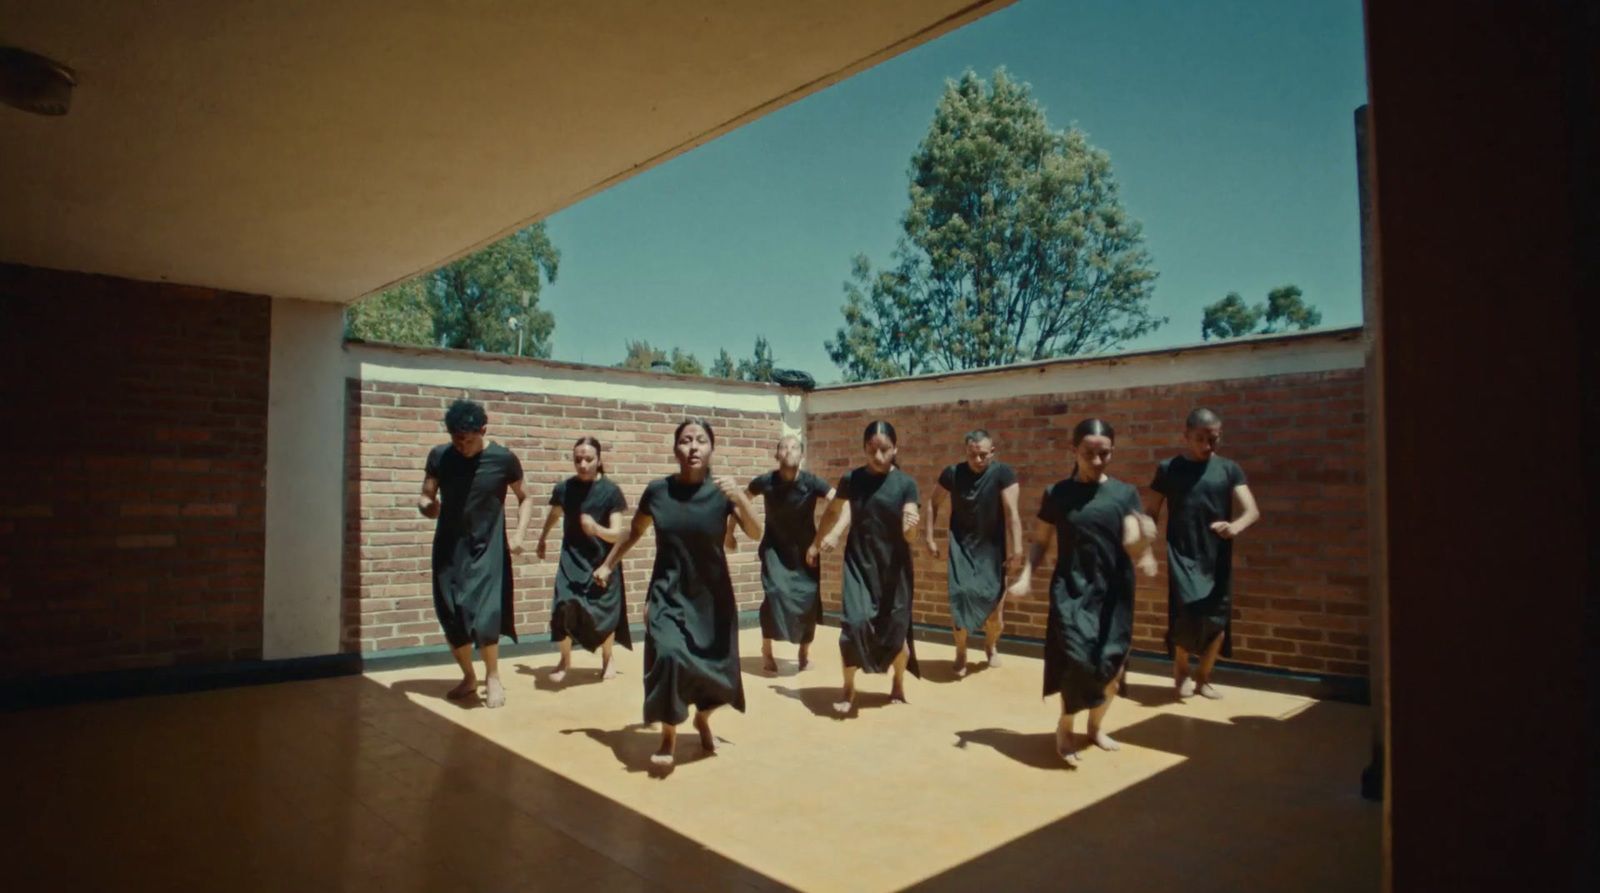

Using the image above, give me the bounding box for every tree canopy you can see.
[827,69,1162,381]
[1201,285,1323,340]
[345,223,559,356]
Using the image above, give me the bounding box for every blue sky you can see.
[537,0,1369,379]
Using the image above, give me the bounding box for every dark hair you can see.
[674,418,716,473]
[444,399,487,433]
[573,436,606,475]
[964,429,992,445]
[1186,407,1222,429]
[863,420,900,467]
[1071,418,1116,446]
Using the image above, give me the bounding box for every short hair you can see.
[778,434,805,453]
[1071,418,1116,446]
[964,429,993,445]
[1186,408,1222,429]
[444,399,487,433]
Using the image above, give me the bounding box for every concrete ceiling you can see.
[0,0,1011,302]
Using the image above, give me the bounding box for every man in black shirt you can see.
[418,400,535,708]
[1146,408,1261,699]
[924,430,1023,676]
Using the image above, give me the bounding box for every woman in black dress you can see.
[740,435,834,674]
[811,420,922,715]
[537,437,631,683]
[1009,419,1158,763]
[593,419,762,767]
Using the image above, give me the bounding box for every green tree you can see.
[1261,285,1322,333]
[827,69,1162,382]
[1201,285,1322,340]
[618,340,704,376]
[618,339,666,371]
[349,223,560,355]
[431,224,559,356]
[344,279,435,345]
[670,347,704,376]
[709,348,738,379]
[735,336,776,383]
[1200,292,1262,340]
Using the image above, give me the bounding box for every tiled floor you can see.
[2,629,1379,892]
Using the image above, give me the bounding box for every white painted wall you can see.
[263,299,348,660]
[347,343,806,438]
[806,328,1365,414]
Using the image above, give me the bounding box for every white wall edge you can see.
[264,299,349,660]
[805,334,1365,415]
[346,343,805,437]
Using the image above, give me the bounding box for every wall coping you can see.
[813,326,1365,393]
[344,338,800,394]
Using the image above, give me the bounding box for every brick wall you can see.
[0,265,270,677]
[345,378,785,652]
[806,369,1369,678]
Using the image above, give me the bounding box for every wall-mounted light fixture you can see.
[0,47,76,116]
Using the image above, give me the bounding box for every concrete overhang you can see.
[0,0,1012,301]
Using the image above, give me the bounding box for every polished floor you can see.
[2,629,1378,892]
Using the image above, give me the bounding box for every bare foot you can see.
[484,676,505,709]
[694,713,722,753]
[1197,682,1223,700]
[651,727,676,767]
[446,677,478,700]
[987,649,1002,668]
[1056,719,1080,763]
[1091,729,1120,751]
[601,661,618,681]
[1177,676,1196,698]
[798,653,811,672]
[762,656,779,675]
[832,688,856,715]
[889,686,908,705]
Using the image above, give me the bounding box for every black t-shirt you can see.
[637,475,737,605]
[836,466,920,548]
[425,442,523,546]
[1036,474,1143,597]
[1151,454,1247,604]
[937,460,1018,551]
[748,470,831,552]
[549,475,628,570]
[1151,455,1246,557]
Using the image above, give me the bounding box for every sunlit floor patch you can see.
[3,628,1378,893]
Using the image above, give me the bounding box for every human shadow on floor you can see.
[914,704,1378,893]
[769,684,904,719]
[952,727,1074,771]
[389,678,481,710]
[516,663,608,691]
[919,659,990,684]
[738,655,817,678]
[560,724,716,777]
[1119,680,1179,708]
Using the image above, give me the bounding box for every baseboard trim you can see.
[819,611,1370,705]
[1,611,768,712]
[4,610,1365,710]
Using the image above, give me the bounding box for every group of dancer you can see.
[417,399,1259,766]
